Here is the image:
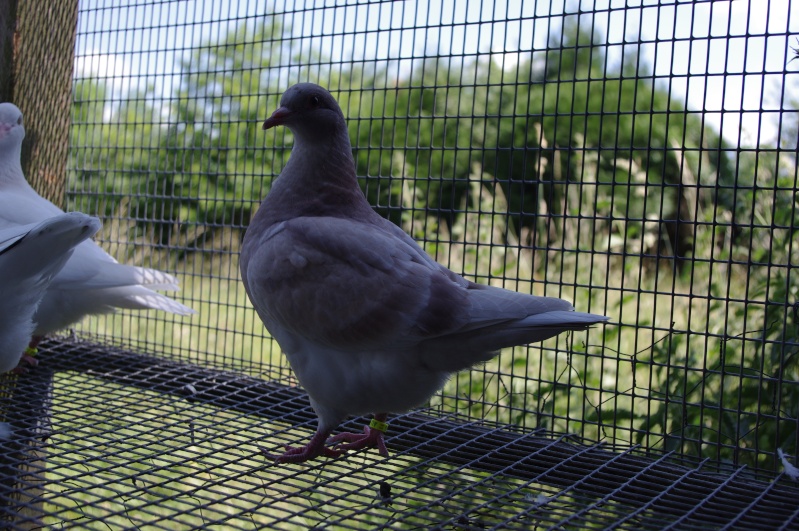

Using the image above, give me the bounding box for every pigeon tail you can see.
[420,309,609,372]
[97,286,195,314]
[0,213,100,372]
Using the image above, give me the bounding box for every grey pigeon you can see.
[0,213,101,373]
[0,103,195,341]
[241,83,609,463]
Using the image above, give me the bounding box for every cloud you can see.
[73,51,138,98]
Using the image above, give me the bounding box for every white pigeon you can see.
[0,213,101,373]
[0,103,195,340]
[240,83,610,464]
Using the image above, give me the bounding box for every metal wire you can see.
[0,0,797,528]
[2,338,798,529]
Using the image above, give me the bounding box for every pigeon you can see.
[241,83,609,464]
[0,213,101,373]
[0,103,194,340]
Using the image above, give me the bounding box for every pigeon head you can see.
[262,83,347,143]
[0,103,25,153]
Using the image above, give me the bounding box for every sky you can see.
[73,0,799,148]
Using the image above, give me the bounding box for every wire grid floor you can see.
[0,338,796,530]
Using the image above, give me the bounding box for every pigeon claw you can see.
[10,352,39,374]
[20,353,38,367]
[328,425,389,457]
[262,444,344,464]
[263,419,390,464]
[262,427,342,464]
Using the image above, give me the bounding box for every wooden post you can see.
[0,0,80,528]
[0,0,19,102]
[11,0,80,206]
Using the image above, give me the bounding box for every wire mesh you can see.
[0,0,798,528]
[3,338,798,530]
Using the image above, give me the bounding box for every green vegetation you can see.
[66,15,798,475]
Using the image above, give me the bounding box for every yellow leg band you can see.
[24,347,38,357]
[369,418,389,433]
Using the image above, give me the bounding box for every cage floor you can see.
[0,338,797,530]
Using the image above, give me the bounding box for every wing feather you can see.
[244,216,470,350]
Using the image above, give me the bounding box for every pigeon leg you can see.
[262,427,344,464]
[20,341,40,367]
[10,346,40,374]
[328,413,389,457]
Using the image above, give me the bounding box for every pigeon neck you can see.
[261,130,371,222]
[0,143,26,187]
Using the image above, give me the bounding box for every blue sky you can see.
[74,0,798,148]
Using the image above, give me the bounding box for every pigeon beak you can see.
[263,107,292,130]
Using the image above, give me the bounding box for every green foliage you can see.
[69,18,299,249]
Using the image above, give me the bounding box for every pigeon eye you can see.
[310,96,320,108]
[16,116,21,125]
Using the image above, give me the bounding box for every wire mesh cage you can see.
[1,0,798,528]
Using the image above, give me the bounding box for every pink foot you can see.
[328,427,389,456]
[263,443,344,464]
[10,351,39,374]
[262,428,342,464]
[263,415,391,464]
[20,354,38,367]
[328,415,389,457]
